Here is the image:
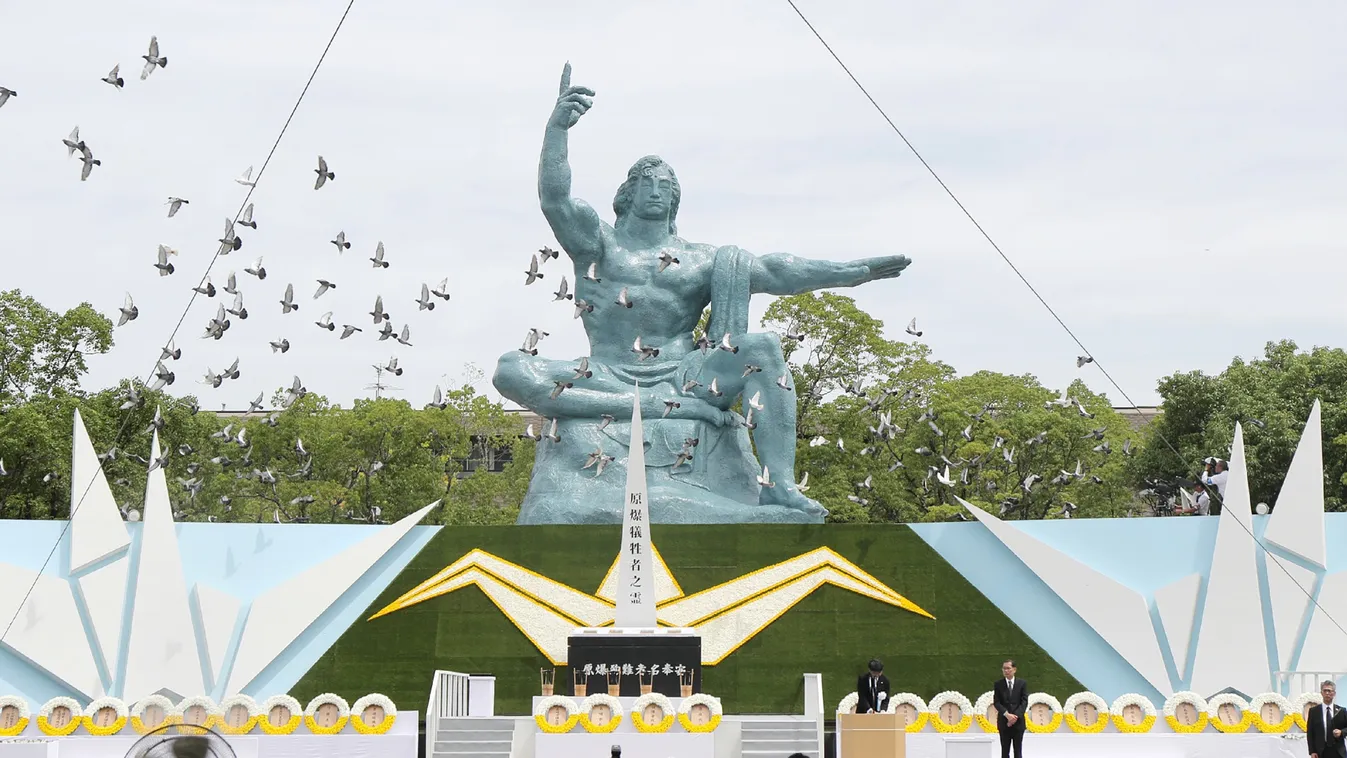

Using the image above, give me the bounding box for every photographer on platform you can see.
[1201,458,1229,501]
[1193,483,1211,516]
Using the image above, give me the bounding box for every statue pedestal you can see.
[567,627,701,697]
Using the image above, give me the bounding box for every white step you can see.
[434,739,512,753]
[438,718,515,733]
[743,743,813,753]
[431,753,509,758]
[435,729,515,742]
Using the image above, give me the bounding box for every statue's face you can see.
[632,166,675,221]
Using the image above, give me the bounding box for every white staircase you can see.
[738,715,821,758]
[430,716,514,758]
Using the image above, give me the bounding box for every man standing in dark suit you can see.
[855,659,890,714]
[1308,680,1342,758]
[994,659,1028,758]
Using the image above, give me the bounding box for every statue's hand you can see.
[860,255,912,282]
[548,62,595,131]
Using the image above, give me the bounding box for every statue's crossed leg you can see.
[493,350,729,427]
[493,334,826,517]
[690,332,823,515]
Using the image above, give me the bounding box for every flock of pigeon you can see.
[506,241,1110,512]
[0,35,475,524]
[803,380,1139,519]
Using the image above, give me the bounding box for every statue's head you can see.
[613,155,681,235]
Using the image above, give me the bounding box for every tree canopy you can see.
[765,292,1140,523]
[0,289,113,406]
[1129,339,1347,511]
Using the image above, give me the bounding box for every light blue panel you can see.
[910,521,1164,703]
[0,647,73,705]
[234,524,439,700]
[1010,516,1219,595]
[913,515,1347,700]
[0,518,441,705]
[0,520,78,576]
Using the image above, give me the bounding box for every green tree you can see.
[1133,340,1347,510]
[765,293,1138,523]
[1,378,529,525]
[0,289,114,405]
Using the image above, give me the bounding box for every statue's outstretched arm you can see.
[749,253,912,296]
[539,63,603,261]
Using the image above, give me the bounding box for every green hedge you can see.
[293,524,1080,715]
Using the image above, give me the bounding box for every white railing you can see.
[425,669,472,756]
[803,673,825,758]
[1275,670,1347,696]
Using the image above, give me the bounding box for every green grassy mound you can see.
[293,524,1079,715]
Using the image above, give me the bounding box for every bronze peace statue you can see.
[493,64,912,524]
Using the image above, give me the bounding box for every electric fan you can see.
[123,723,236,758]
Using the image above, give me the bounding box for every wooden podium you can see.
[838,713,906,758]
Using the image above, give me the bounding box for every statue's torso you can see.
[576,234,717,366]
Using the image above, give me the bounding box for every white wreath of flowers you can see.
[304,693,351,735]
[1291,691,1322,730]
[886,692,928,714]
[37,696,83,736]
[82,696,129,736]
[1063,692,1108,733]
[885,692,930,732]
[258,695,303,735]
[216,694,261,735]
[678,693,723,716]
[130,694,177,734]
[350,693,397,735]
[973,692,997,733]
[535,696,578,717]
[928,691,973,733]
[676,692,723,733]
[631,692,676,733]
[1207,692,1251,733]
[1109,693,1157,733]
[1249,692,1296,733]
[837,692,859,714]
[1161,691,1209,733]
[0,695,31,736]
[578,693,624,734]
[534,695,580,734]
[1026,693,1063,734]
[176,696,220,727]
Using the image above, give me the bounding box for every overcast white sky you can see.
[2,0,1343,412]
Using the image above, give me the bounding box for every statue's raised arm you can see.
[539,63,605,262]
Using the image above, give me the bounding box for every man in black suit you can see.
[855,659,890,714]
[1303,681,1336,758]
[994,659,1028,758]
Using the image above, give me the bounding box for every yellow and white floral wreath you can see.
[1063,692,1108,734]
[37,696,83,737]
[886,692,929,732]
[351,693,397,735]
[130,695,178,734]
[0,695,30,737]
[1025,693,1063,734]
[1161,691,1208,734]
[534,695,580,734]
[631,692,675,733]
[217,694,261,735]
[82,696,128,736]
[577,693,623,734]
[676,693,722,733]
[304,693,351,735]
[257,695,303,735]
